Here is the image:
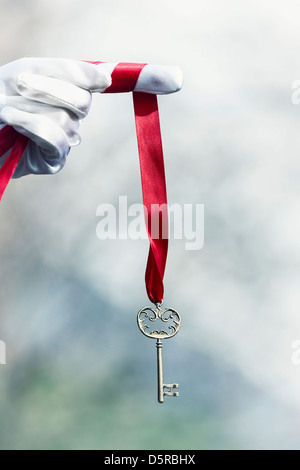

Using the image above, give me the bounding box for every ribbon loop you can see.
[104,63,146,94]
[97,61,169,304]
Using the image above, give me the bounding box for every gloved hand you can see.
[0,58,182,178]
[0,58,112,177]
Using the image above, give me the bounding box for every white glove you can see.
[0,58,182,178]
[0,57,112,178]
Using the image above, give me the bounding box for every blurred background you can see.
[1,0,300,450]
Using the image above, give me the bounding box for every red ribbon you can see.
[133,92,168,304]
[0,62,168,305]
[0,127,29,201]
[99,62,168,303]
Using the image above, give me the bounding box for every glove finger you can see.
[15,57,112,92]
[17,73,92,119]
[97,63,183,94]
[0,106,80,159]
[134,65,183,95]
[0,95,76,118]
[1,95,53,114]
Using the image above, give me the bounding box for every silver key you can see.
[137,303,181,404]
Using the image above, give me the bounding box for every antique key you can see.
[137,303,181,403]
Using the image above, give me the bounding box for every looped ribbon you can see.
[0,62,168,305]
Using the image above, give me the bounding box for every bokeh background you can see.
[1,0,300,450]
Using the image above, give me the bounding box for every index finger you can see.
[135,64,183,95]
[96,62,183,95]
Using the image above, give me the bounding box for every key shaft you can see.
[156,339,164,403]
